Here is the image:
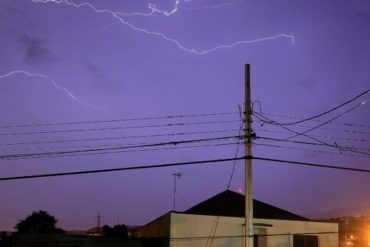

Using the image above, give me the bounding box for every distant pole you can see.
[244,64,254,247]
[96,213,102,228]
[173,172,183,211]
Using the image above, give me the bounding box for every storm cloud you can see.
[19,34,54,65]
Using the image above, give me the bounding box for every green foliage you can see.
[15,210,65,234]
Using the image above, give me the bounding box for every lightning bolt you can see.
[122,0,180,17]
[0,70,100,110]
[147,0,180,17]
[31,0,295,55]
[183,0,244,10]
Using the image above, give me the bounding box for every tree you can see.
[102,224,128,238]
[15,210,64,234]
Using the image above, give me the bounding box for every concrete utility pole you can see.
[173,172,183,211]
[244,64,254,247]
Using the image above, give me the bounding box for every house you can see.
[86,226,103,237]
[135,190,338,247]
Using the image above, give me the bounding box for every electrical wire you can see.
[253,156,370,173]
[258,112,370,130]
[0,111,239,129]
[254,112,370,156]
[253,142,370,159]
[284,100,369,140]
[1,156,369,182]
[0,129,240,147]
[227,106,244,189]
[255,136,370,156]
[256,136,370,153]
[253,112,332,146]
[2,142,240,161]
[255,128,370,143]
[254,118,370,136]
[0,135,242,160]
[0,156,246,181]
[0,119,240,136]
[254,89,369,126]
[208,106,244,247]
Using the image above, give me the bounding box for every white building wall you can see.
[170,213,338,247]
[135,213,171,239]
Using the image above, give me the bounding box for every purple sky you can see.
[0,0,369,231]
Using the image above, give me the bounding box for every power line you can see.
[227,106,244,189]
[255,128,370,143]
[254,112,370,156]
[256,136,370,153]
[257,112,370,130]
[254,118,370,136]
[3,126,367,158]
[253,142,370,159]
[284,101,368,140]
[2,142,240,161]
[0,135,242,160]
[0,119,240,136]
[1,156,370,182]
[255,136,370,157]
[0,138,236,153]
[0,129,240,147]
[0,156,246,181]
[253,156,370,173]
[0,111,239,129]
[253,112,332,146]
[254,89,369,126]
[208,106,245,247]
